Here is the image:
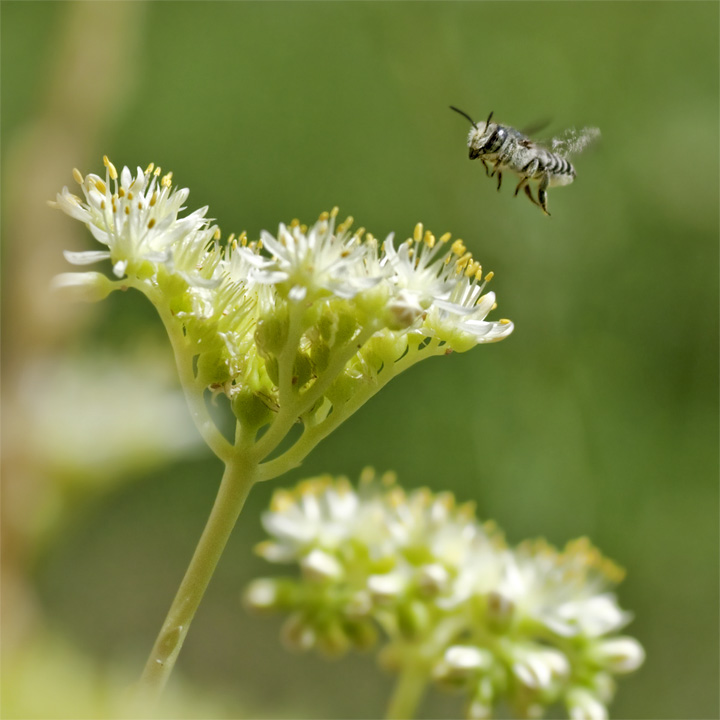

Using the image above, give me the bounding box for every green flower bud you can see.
[397,599,431,640]
[344,618,378,651]
[195,351,231,386]
[293,352,312,389]
[255,315,289,356]
[232,390,274,430]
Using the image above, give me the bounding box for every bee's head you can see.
[450,107,498,159]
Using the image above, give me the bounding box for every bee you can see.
[450,106,600,215]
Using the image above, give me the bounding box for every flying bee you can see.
[450,106,600,215]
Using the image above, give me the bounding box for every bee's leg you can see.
[515,160,539,197]
[514,176,529,197]
[481,160,491,177]
[537,174,551,216]
[523,184,541,208]
[496,171,502,191]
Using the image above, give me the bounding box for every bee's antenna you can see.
[449,106,478,128]
[486,110,494,126]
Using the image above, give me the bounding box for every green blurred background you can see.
[2,2,717,718]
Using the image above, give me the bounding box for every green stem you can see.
[257,339,444,481]
[385,659,430,720]
[136,457,257,706]
[155,303,233,462]
[251,326,376,464]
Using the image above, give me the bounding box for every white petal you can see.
[63,249,112,265]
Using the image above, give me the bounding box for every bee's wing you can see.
[550,127,601,157]
[518,118,552,138]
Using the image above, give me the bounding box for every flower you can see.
[244,472,644,719]
[51,158,219,282]
[53,159,514,463]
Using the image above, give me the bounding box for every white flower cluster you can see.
[245,471,644,719]
[52,159,513,450]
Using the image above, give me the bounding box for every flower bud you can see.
[397,599,430,639]
[255,315,288,356]
[566,687,608,720]
[588,637,645,674]
[300,549,343,583]
[231,390,274,430]
[51,272,114,303]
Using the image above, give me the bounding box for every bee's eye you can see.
[495,127,507,141]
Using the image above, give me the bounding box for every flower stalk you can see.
[51,157,515,704]
[137,458,256,703]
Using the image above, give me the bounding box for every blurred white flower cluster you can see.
[51,158,512,462]
[244,471,644,719]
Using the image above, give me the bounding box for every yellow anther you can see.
[365,233,375,243]
[161,171,173,188]
[149,190,158,207]
[290,218,301,228]
[127,192,134,200]
[318,211,329,222]
[353,227,366,239]
[413,222,424,243]
[475,267,483,282]
[118,187,126,198]
[330,206,339,219]
[257,239,264,250]
[269,490,294,513]
[154,166,162,177]
[439,232,452,244]
[227,233,236,244]
[485,270,494,282]
[94,179,106,194]
[145,162,155,175]
[491,302,498,311]
[337,216,354,234]
[423,230,435,248]
[72,168,84,185]
[103,155,118,180]
[300,224,307,234]
[238,230,248,246]
[147,218,156,229]
[451,239,466,256]
[456,252,472,269]
[213,228,221,241]
[465,261,479,278]
[124,206,130,215]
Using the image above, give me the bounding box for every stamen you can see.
[103,155,118,180]
[72,168,84,185]
[451,239,466,256]
[413,222,424,243]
